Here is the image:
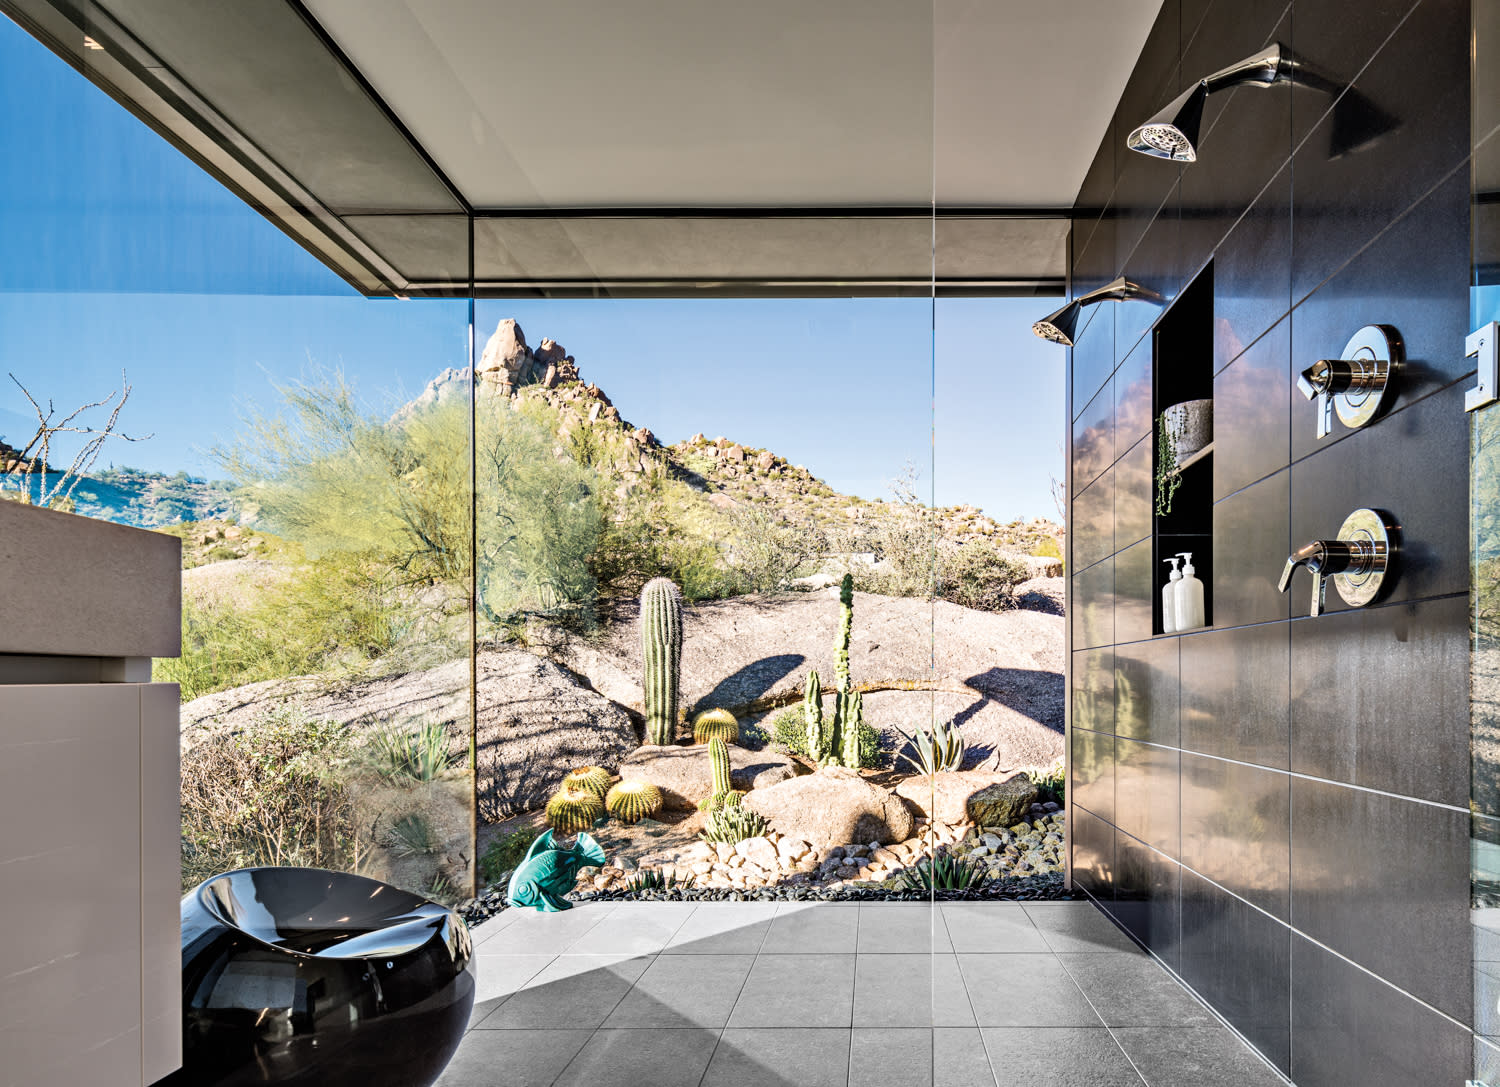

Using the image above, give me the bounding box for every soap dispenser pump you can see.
[1175,552,1206,630]
[1161,557,1182,633]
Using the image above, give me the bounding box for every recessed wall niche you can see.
[1152,263,1213,634]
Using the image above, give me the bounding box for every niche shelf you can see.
[1151,263,1214,635]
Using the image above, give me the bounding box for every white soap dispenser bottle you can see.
[1161,557,1181,633]
[1175,551,1206,630]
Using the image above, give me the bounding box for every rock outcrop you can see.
[894,769,1035,825]
[475,318,580,396]
[743,766,914,849]
[617,743,802,810]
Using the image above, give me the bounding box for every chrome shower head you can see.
[1127,42,1298,162]
[1031,278,1162,347]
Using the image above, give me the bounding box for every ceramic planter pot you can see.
[1162,398,1213,459]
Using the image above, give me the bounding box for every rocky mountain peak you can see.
[476,317,580,396]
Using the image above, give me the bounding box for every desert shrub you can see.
[382,812,440,857]
[1031,537,1063,560]
[767,704,885,769]
[179,707,354,891]
[219,373,602,624]
[937,544,1028,612]
[1028,757,1066,804]
[154,549,412,700]
[722,505,824,593]
[478,828,535,886]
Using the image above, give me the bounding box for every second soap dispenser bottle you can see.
[1175,551,1205,630]
[1161,557,1182,633]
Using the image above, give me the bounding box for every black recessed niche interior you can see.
[1152,262,1213,634]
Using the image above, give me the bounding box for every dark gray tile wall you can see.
[1065,0,1475,1081]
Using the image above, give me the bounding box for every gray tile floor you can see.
[442,901,1285,1087]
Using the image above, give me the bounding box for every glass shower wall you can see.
[1473,0,1500,1078]
[0,11,477,902]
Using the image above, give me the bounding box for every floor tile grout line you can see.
[1049,952,1152,1087]
[694,904,780,1087]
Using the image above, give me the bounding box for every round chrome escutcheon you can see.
[1334,324,1401,430]
[1331,508,1393,608]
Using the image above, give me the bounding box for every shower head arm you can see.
[1202,43,1344,98]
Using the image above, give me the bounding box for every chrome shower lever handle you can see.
[1277,510,1396,618]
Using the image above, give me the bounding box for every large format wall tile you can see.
[1113,636,1180,746]
[1289,381,1468,610]
[1114,340,1153,460]
[1073,375,1116,492]
[1179,7,1292,280]
[1072,304,1116,421]
[1179,868,1291,1075]
[1290,595,1469,806]
[1289,0,1470,304]
[1115,737,1180,855]
[1114,435,1152,551]
[1072,557,1114,650]
[1210,162,1292,372]
[1180,622,1290,766]
[1073,469,1115,573]
[1211,469,1291,627]
[1118,192,1182,359]
[1072,727,1116,825]
[1180,753,1290,920]
[1290,931,1470,1087]
[1289,778,1471,1021]
[1288,170,1470,463]
[1072,804,1117,901]
[1072,647,1116,736]
[1113,538,1154,644]
[1213,316,1290,500]
[1112,830,1182,970]
[1288,0,1420,148]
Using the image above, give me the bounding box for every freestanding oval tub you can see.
[172,867,475,1087]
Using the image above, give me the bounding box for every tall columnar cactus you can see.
[834,573,854,694]
[803,670,830,761]
[709,737,732,797]
[641,577,684,745]
[838,689,864,769]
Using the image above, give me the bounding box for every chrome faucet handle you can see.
[1296,325,1400,441]
[1277,509,1396,617]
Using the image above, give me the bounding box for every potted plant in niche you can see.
[1155,398,1212,516]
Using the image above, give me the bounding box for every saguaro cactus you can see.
[641,577,684,745]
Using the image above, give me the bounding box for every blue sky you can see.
[0,13,1063,521]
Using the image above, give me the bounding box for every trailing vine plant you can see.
[1155,412,1181,517]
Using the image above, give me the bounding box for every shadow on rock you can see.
[691,652,804,715]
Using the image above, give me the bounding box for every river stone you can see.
[742,766,914,850]
[894,770,1034,825]
[966,774,1041,827]
[618,743,802,809]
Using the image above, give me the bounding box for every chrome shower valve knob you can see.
[1296,324,1401,439]
[1277,509,1397,617]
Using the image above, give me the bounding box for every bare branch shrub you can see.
[2,370,150,509]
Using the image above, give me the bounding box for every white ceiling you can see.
[304,0,1161,210]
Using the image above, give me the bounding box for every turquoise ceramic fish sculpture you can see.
[506,829,606,912]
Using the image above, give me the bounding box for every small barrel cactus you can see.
[641,578,684,745]
[562,765,612,798]
[605,780,664,825]
[545,787,603,835]
[692,707,739,744]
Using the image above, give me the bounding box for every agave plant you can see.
[369,721,452,783]
[894,718,967,775]
[606,780,664,824]
[624,866,696,894]
[899,852,986,892]
[382,812,439,857]
[562,765,612,798]
[546,787,604,835]
[700,796,767,845]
